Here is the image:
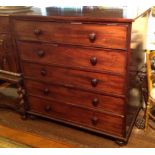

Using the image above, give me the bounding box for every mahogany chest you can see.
[11,6,150,144]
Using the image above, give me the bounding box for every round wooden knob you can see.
[90,57,97,66]
[33,29,42,35]
[91,116,99,126]
[37,50,45,57]
[92,98,99,107]
[91,78,98,87]
[88,33,96,42]
[44,88,49,95]
[41,69,47,76]
[44,105,51,112]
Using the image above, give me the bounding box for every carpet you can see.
[0,136,29,148]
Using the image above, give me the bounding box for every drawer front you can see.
[0,16,10,33]
[19,42,126,75]
[25,80,125,115]
[28,96,124,137]
[23,62,125,95]
[14,20,127,49]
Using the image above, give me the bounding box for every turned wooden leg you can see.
[17,83,26,117]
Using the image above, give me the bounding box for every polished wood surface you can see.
[22,62,125,95]
[11,7,150,144]
[25,79,125,115]
[0,16,18,72]
[0,16,10,33]
[12,6,151,22]
[14,20,127,49]
[0,109,155,148]
[18,42,126,75]
[0,124,73,148]
[28,96,124,137]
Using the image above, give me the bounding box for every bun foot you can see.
[21,114,27,120]
[29,114,38,120]
[115,140,127,146]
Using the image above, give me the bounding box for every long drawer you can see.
[14,20,127,49]
[28,96,124,137]
[18,42,126,75]
[25,79,125,115]
[22,62,125,95]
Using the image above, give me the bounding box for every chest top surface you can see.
[11,6,151,23]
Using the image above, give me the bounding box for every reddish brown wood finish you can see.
[22,62,125,95]
[25,79,125,115]
[18,42,126,75]
[0,16,18,72]
[14,20,127,50]
[0,16,10,33]
[28,96,124,137]
[11,7,150,143]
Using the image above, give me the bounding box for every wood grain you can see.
[28,96,124,137]
[0,16,19,73]
[0,16,10,33]
[25,79,125,115]
[18,41,127,75]
[14,20,127,49]
[22,62,125,95]
[0,124,74,148]
[11,7,149,143]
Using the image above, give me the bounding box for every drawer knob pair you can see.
[92,98,99,107]
[37,50,45,57]
[89,32,96,42]
[34,29,42,35]
[90,57,97,66]
[91,116,99,126]
[44,105,52,112]
[91,78,98,87]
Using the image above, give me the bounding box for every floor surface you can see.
[0,109,154,148]
[0,84,155,148]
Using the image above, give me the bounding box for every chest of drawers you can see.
[11,6,150,144]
